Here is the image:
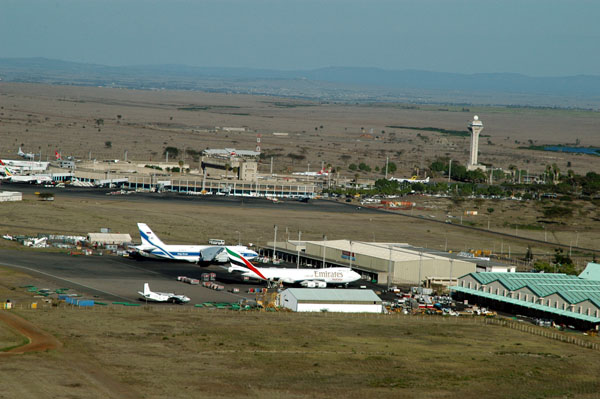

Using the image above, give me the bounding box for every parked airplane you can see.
[135,223,258,264]
[389,176,430,184]
[137,283,190,304]
[0,159,49,172]
[17,147,36,160]
[293,168,329,177]
[0,160,52,184]
[225,248,361,288]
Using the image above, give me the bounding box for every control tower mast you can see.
[467,115,485,171]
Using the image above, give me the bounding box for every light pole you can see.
[387,245,393,289]
[236,231,241,245]
[418,250,423,290]
[273,225,278,262]
[449,258,454,292]
[322,235,327,268]
[448,159,452,183]
[297,230,301,269]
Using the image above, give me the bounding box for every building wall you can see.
[304,243,475,285]
[512,286,537,303]
[542,293,570,311]
[487,280,510,296]
[296,303,383,313]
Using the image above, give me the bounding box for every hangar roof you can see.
[284,288,382,303]
[87,233,132,244]
[305,240,467,264]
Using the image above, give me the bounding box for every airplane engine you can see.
[301,281,317,288]
[316,281,327,288]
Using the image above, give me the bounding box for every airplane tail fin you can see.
[143,283,150,295]
[0,160,13,176]
[226,248,267,280]
[137,223,166,248]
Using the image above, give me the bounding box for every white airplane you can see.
[17,147,36,160]
[0,159,49,172]
[135,223,259,264]
[0,160,53,184]
[293,168,329,177]
[389,176,430,184]
[138,283,190,304]
[224,248,361,288]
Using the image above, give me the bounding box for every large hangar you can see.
[452,264,600,330]
[265,239,478,286]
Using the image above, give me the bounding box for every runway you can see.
[2,182,378,214]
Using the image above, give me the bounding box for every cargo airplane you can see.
[225,248,361,288]
[138,283,190,304]
[135,223,258,264]
[18,147,36,160]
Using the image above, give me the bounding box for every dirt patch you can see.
[0,310,61,354]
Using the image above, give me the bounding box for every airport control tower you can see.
[467,115,485,171]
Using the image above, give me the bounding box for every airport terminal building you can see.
[263,239,497,287]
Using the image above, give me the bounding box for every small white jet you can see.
[135,223,259,264]
[138,283,190,304]
[389,176,430,184]
[225,248,361,288]
[17,147,36,160]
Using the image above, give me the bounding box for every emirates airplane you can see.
[225,248,361,288]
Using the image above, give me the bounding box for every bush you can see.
[542,205,573,218]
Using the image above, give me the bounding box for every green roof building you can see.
[452,263,600,329]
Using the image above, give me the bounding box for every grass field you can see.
[0,266,599,398]
[2,307,599,398]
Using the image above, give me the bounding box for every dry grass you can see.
[0,190,581,262]
[2,305,599,398]
[1,82,600,180]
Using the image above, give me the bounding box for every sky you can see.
[1,0,598,76]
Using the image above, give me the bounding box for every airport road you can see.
[0,249,266,305]
[2,183,378,214]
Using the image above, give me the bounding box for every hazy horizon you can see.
[2,0,599,77]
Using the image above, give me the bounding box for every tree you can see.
[340,154,352,165]
[104,141,112,148]
[349,163,358,171]
[524,246,533,262]
[358,162,371,172]
[163,146,179,158]
[178,160,184,175]
[287,153,305,164]
[382,161,397,174]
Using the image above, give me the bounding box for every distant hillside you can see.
[1,57,599,108]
